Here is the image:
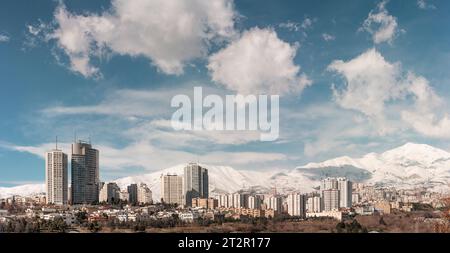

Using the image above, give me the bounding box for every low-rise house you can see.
[306,211,343,221]
[179,211,199,222]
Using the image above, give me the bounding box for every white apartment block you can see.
[286,193,306,218]
[307,196,323,213]
[45,149,68,205]
[265,196,283,213]
[218,194,231,208]
[337,178,352,208]
[321,178,338,192]
[247,195,262,210]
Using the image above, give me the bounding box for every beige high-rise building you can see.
[45,149,68,205]
[137,183,152,204]
[161,174,183,205]
[99,182,120,204]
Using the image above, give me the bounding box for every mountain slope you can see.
[2,143,450,199]
[299,143,450,190]
[0,184,45,199]
[114,164,286,201]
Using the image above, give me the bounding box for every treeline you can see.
[0,217,69,233]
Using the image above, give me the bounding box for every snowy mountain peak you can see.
[381,143,450,165]
[2,143,450,200]
[389,142,449,155]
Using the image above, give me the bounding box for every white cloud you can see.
[45,0,237,77]
[361,0,400,44]
[279,21,301,32]
[42,88,176,118]
[279,17,315,32]
[328,48,404,132]
[127,119,262,146]
[400,73,450,138]
[417,0,436,10]
[40,85,267,146]
[322,33,335,41]
[2,140,287,173]
[0,33,10,42]
[301,18,314,29]
[328,48,450,138]
[208,27,312,95]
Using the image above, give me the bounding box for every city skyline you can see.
[1,0,450,187]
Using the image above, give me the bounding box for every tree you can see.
[88,221,102,233]
[335,219,368,233]
[379,216,387,226]
[76,211,88,224]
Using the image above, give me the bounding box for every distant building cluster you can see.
[44,140,152,206]
[1,141,447,229]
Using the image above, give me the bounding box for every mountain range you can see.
[1,143,450,200]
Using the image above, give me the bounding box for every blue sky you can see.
[1,0,450,186]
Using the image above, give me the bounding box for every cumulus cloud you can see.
[328,48,450,138]
[328,49,404,126]
[208,27,312,95]
[361,0,400,44]
[43,0,237,77]
[400,74,450,138]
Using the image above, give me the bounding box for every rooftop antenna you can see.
[55,136,58,150]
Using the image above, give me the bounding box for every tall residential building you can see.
[218,194,230,208]
[71,140,99,204]
[99,182,120,204]
[323,189,339,211]
[248,195,263,210]
[231,193,245,208]
[183,163,208,206]
[161,174,183,205]
[127,184,138,205]
[137,183,152,204]
[321,178,338,192]
[307,196,323,213]
[265,196,283,214]
[45,149,68,205]
[287,193,307,218]
[337,177,353,208]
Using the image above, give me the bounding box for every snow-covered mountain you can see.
[114,164,292,201]
[298,143,450,191]
[116,143,450,199]
[0,184,45,199]
[2,143,450,199]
